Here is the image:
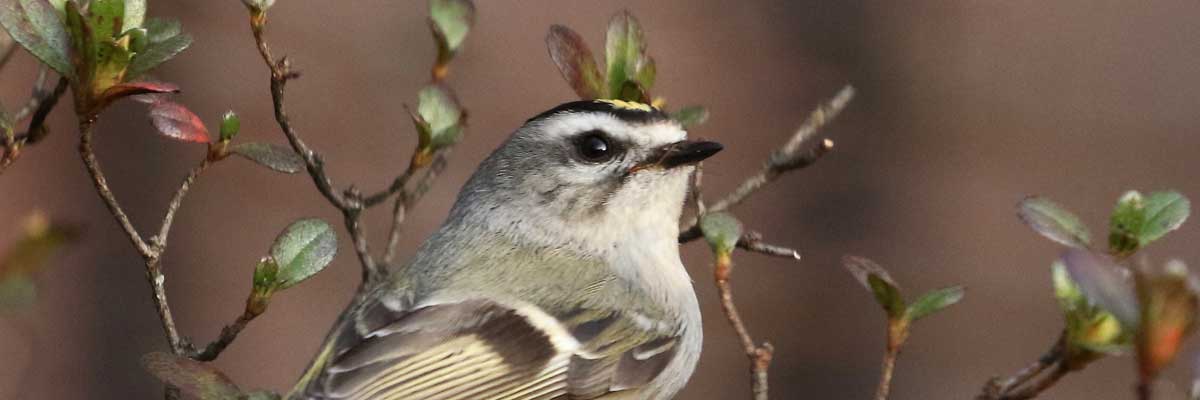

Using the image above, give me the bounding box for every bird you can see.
[289,99,723,400]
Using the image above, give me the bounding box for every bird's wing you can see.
[293,295,683,400]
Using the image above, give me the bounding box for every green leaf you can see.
[546,24,605,100]
[89,0,124,42]
[1053,262,1131,361]
[141,352,242,400]
[143,18,180,42]
[415,84,464,150]
[126,24,190,78]
[219,110,240,142]
[246,257,278,315]
[270,218,337,289]
[63,0,94,84]
[1017,196,1091,248]
[699,212,742,256]
[230,142,304,174]
[615,80,648,103]
[868,274,906,319]
[1110,191,1145,255]
[635,55,656,91]
[842,255,906,319]
[604,10,648,97]
[1,0,73,76]
[1139,191,1190,245]
[906,286,965,321]
[671,105,708,128]
[122,0,144,30]
[251,257,278,292]
[429,0,474,55]
[125,26,146,52]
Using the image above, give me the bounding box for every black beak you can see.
[653,140,724,169]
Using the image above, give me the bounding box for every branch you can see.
[248,11,383,282]
[1,72,68,174]
[679,85,852,252]
[248,10,464,277]
[191,311,257,361]
[977,335,1067,400]
[714,253,773,400]
[155,159,212,249]
[79,117,223,400]
[876,343,899,400]
[382,151,449,265]
[79,121,154,257]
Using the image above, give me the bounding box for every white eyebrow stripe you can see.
[538,112,687,147]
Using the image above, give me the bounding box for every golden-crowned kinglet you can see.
[291,99,722,400]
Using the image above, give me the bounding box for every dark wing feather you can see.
[293,297,682,400]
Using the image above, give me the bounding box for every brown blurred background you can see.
[3,1,1200,399]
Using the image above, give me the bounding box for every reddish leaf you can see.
[546,25,604,100]
[97,81,180,109]
[148,100,209,143]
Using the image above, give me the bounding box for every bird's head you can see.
[449,99,721,254]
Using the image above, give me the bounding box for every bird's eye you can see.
[574,131,618,162]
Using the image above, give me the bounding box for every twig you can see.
[192,311,257,361]
[79,121,154,257]
[250,11,464,281]
[79,117,221,398]
[678,86,851,253]
[155,159,212,249]
[977,335,1067,400]
[382,151,449,264]
[684,85,852,226]
[999,365,1069,400]
[1,73,68,175]
[876,342,899,400]
[249,12,382,281]
[714,253,774,400]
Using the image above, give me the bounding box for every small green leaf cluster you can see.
[545,10,708,129]
[405,0,474,168]
[245,218,337,316]
[1017,191,1194,376]
[1,0,193,115]
[841,256,965,348]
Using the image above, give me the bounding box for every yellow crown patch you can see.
[596,99,655,112]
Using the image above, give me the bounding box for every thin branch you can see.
[1,73,67,174]
[685,85,852,225]
[79,120,154,257]
[876,344,899,400]
[714,254,774,400]
[14,67,52,122]
[977,335,1067,400]
[1000,364,1069,400]
[192,311,257,361]
[737,231,802,260]
[383,151,449,264]
[154,159,212,249]
[249,12,384,281]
